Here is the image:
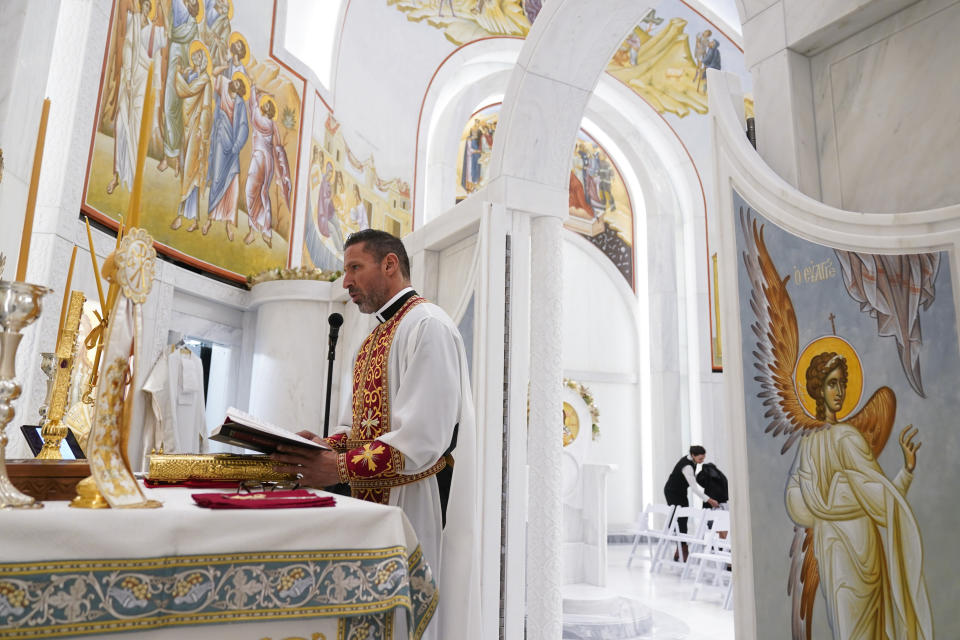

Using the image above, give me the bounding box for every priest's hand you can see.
[273,444,341,488]
[295,430,326,444]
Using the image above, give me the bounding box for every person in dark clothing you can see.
[696,462,728,507]
[663,445,718,560]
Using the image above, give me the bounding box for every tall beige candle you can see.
[128,62,155,229]
[84,217,107,311]
[15,97,51,281]
[56,246,78,350]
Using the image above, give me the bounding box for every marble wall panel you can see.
[784,0,919,53]
[741,1,785,69]
[737,0,780,23]
[812,0,960,213]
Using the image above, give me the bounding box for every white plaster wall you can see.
[0,1,61,278]
[561,236,640,526]
[331,2,455,182]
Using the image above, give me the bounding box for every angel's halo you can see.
[795,335,864,421]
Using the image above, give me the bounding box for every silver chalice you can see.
[0,280,51,508]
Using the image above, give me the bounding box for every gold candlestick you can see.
[37,290,85,460]
[15,98,50,282]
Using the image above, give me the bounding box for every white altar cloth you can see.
[0,486,437,640]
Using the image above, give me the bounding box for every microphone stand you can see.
[323,313,349,497]
[322,313,343,438]
[322,353,335,439]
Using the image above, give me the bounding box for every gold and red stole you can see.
[331,295,446,504]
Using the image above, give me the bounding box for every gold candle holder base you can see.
[36,421,68,460]
[69,476,109,509]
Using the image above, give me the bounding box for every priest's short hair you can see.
[345,229,411,280]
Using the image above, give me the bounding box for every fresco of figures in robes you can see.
[82,0,304,281]
[456,104,635,288]
[302,112,413,272]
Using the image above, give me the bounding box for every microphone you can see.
[323,312,344,439]
[327,312,343,360]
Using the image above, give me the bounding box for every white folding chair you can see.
[688,510,733,607]
[680,509,725,581]
[650,506,704,574]
[625,503,675,568]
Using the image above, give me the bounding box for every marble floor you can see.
[561,543,735,640]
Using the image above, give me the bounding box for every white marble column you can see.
[248,280,345,434]
[526,214,563,639]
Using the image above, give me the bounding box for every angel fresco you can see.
[741,210,933,640]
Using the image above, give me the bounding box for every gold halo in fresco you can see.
[231,71,250,100]
[141,0,158,22]
[188,40,212,78]
[562,401,580,447]
[228,31,251,67]
[795,335,863,421]
[259,94,278,120]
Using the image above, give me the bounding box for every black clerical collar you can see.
[375,288,417,323]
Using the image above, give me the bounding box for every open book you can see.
[210,407,331,454]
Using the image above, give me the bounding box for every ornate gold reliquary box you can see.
[146,453,294,483]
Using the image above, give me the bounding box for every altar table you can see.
[0,486,437,640]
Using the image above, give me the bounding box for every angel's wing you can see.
[741,210,821,453]
[787,526,819,640]
[846,386,896,457]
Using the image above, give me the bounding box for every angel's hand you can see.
[899,424,921,473]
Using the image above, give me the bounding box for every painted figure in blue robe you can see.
[700,40,721,92]
[205,72,249,241]
[460,119,483,192]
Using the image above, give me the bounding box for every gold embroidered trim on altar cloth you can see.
[0,544,437,640]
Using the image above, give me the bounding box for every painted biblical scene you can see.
[456,105,497,199]
[456,105,635,287]
[83,0,304,282]
[735,191,960,638]
[302,113,413,271]
[607,8,718,118]
[387,0,543,45]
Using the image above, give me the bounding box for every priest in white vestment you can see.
[273,230,481,640]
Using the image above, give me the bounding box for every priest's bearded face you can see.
[343,243,392,314]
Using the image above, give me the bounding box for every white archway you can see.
[415,29,710,520]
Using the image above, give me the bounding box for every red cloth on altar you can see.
[191,490,336,509]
